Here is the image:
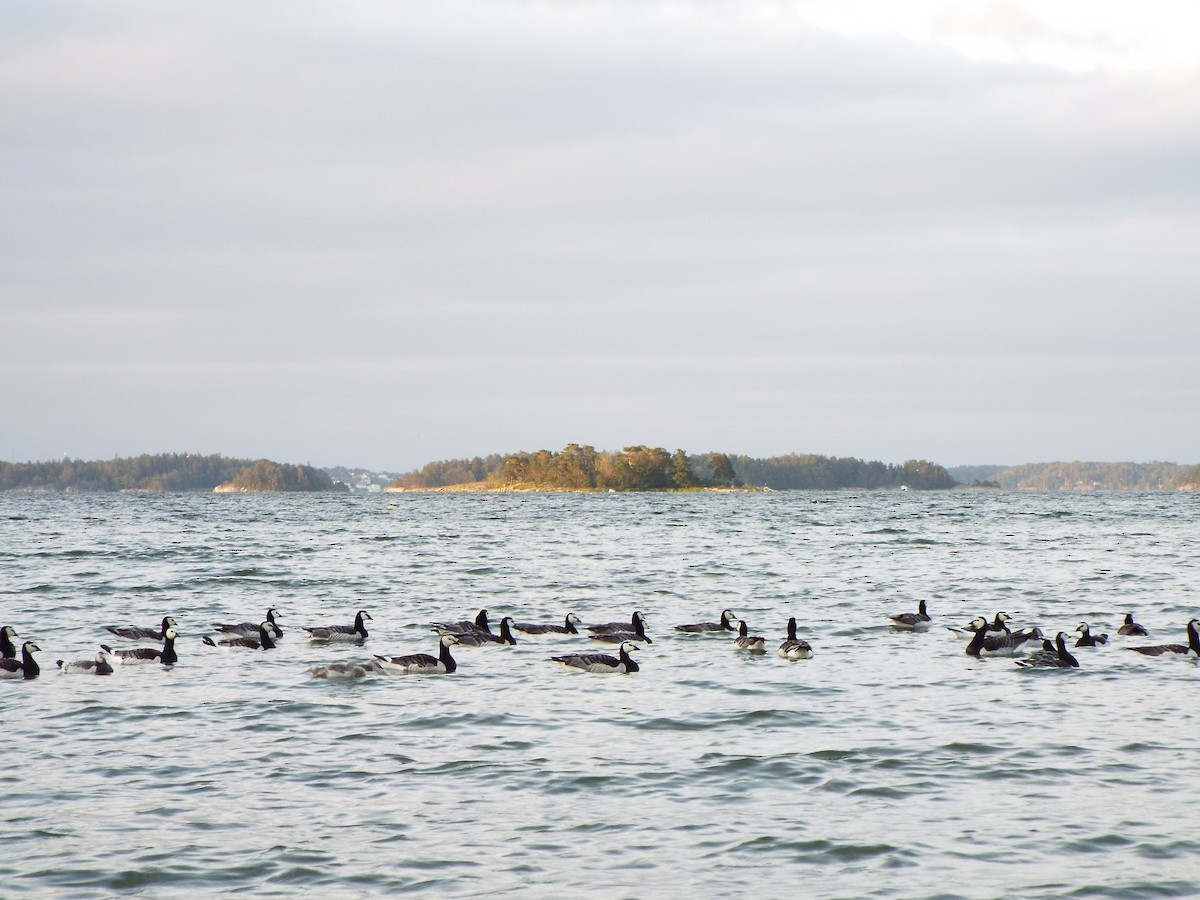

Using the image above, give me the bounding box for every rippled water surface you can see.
[2,490,1198,898]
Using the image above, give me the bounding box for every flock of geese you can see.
[3,602,1198,681]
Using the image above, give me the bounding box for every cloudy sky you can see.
[3,1,1198,472]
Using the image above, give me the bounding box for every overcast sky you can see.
[3,1,1198,472]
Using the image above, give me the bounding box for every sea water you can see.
[1,490,1197,898]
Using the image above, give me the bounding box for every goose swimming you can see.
[102,626,179,665]
[733,620,766,652]
[889,600,932,631]
[1015,632,1080,668]
[304,610,372,643]
[202,622,277,651]
[551,640,640,674]
[105,615,177,642]
[966,624,1044,658]
[1074,622,1109,648]
[57,651,115,675]
[674,609,738,633]
[778,617,813,659]
[309,661,370,679]
[212,608,282,639]
[587,611,647,635]
[0,641,41,680]
[431,609,490,636]
[1,625,17,659]
[1127,619,1200,657]
[451,616,517,646]
[513,613,582,635]
[947,616,989,640]
[1117,613,1149,637]
[371,634,460,675]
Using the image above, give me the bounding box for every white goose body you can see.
[372,635,459,675]
[778,617,813,659]
[551,640,640,674]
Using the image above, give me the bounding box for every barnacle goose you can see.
[778,617,813,659]
[1015,632,1080,668]
[102,626,179,664]
[431,609,490,636]
[674,609,738,633]
[513,613,582,635]
[889,600,932,631]
[551,640,640,674]
[1117,614,1149,637]
[966,624,1044,657]
[733,620,766,652]
[57,651,115,675]
[371,634,460,675]
[588,611,647,635]
[212,608,282,639]
[105,615,177,642]
[309,661,370,679]
[303,610,372,643]
[1128,619,1200,657]
[0,641,41,680]
[1,625,17,659]
[1074,622,1109,648]
[202,622,277,651]
[451,616,517,646]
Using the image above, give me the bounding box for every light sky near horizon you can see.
[3,1,1198,473]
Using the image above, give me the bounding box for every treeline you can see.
[217,460,341,493]
[390,445,956,491]
[732,454,957,490]
[391,445,734,491]
[982,461,1199,491]
[0,453,341,493]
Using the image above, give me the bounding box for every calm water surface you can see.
[2,490,1198,898]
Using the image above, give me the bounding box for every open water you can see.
[1,490,1198,898]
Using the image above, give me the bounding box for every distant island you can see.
[387,445,957,492]
[1,450,1197,493]
[0,453,343,493]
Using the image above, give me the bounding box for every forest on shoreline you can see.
[0,454,340,493]
[2,451,1197,493]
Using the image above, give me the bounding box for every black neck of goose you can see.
[787,618,798,641]
[966,624,988,656]
[619,645,639,672]
[918,599,927,616]
[355,615,369,638]
[23,646,40,679]
[475,610,489,630]
[440,640,457,672]
[1124,614,1135,626]
[1056,633,1078,666]
[1,631,15,658]
[565,616,578,634]
[1189,622,1200,655]
[161,635,178,665]
[499,620,515,644]
[258,626,276,650]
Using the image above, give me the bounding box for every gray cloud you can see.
[3,1,1198,470]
